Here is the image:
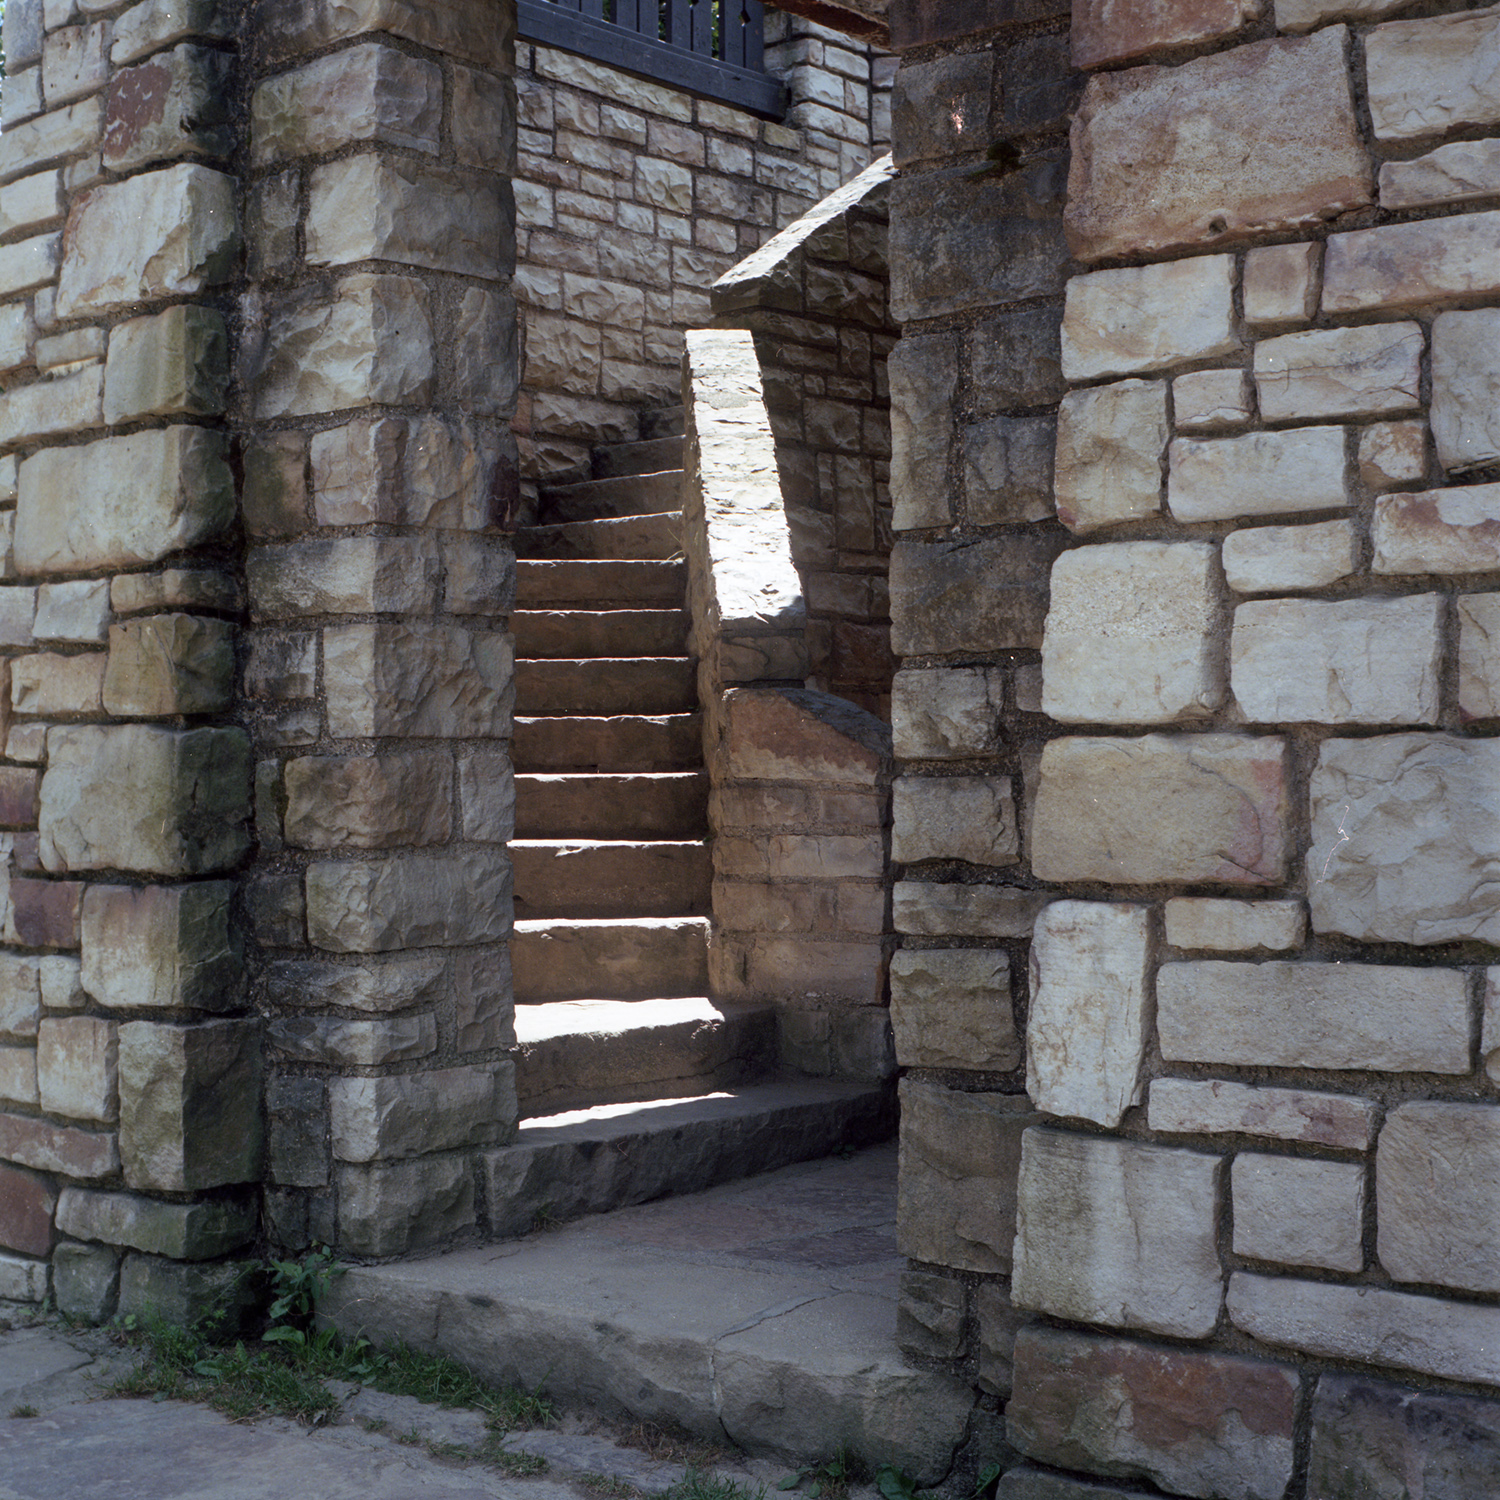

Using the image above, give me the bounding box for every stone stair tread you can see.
[516,511,682,561]
[514,772,708,839]
[513,915,710,1000]
[513,839,710,920]
[516,558,687,607]
[538,470,684,525]
[513,713,702,773]
[512,610,690,660]
[592,436,684,478]
[514,657,696,716]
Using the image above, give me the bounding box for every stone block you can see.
[103,614,234,718]
[44,21,108,106]
[1033,734,1287,886]
[284,752,452,851]
[1054,380,1166,533]
[893,881,1050,938]
[997,1471,1154,1500]
[1365,7,1500,143]
[1027,902,1148,1128]
[1228,1272,1500,1387]
[442,537,515,616]
[264,955,445,1014]
[36,1017,117,1124]
[0,1253,47,1303]
[254,0,512,71]
[0,588,36,648]
[1222,521,1356,594]
[103,305,227,424]
[890,53,991,166]
[890,667,1003,760]
[1381,137,1500,210]
[329,1063,516,1162]
[892,775,1016,866]
[81,882,239,1012]
[52,1241,118,1322]
[1306,1375,1500,1500]
[1072,0,1256,68]
[1163,898,1305,952]
[56,1187,255,1259]
[963,414,1054,525]
[897,1268,965,1360]
[16,427,232,575]
[452,64,514,171]
[889,948,1018,1072]
[452,285,520,419]
[1378,1102,1500,1295]
[4,0,42,70]
[1042,541,1221,724]
[1374,484,1500,573]
[889,155,1068,323]
[1060,256,1234,381]
[1157,960,1469,1073]
[251,43,440,163]
[335,1154,475,1258]
[1232,594,1441,726]
[1232,1153,1365,1272]
[9,879,85,950]
[970,305,1064,412]
[0,1048,38,1108]
[112,571,239,617]
[1255,323,1422,422]
[1309,733,1500,946]
[1169,426,1348,522]
[1243,242,1320,329]
[719,688,888,786]
[269,1014,436,1067]
[1431,308,1500,474]
[246,633,316,702]
[117,1254,254,1329]
[305,851,512,953]
[458,751,514,843]
[0,231,60,299]
[325,621,511,739]
[118,1019,262,1191]
[1013,1130,1223,1339]
[0,1113,118,1178]
[248,536,440,619]
[1067,29,1370,261]
[453,948,515,1052]
[0,97,102,183]
[250,274,433,418]
[0,1163,53,1256]
[103,44,233,172]
[11,651,105,717]
[34,580,109,644]
[242,431,308,537]
[306,155,511,280]
[1149,1078,1376,1150]
[56,164,237,319]
[0,364,103,449]
[897,1079,1036,1275]
[39,725,249,876]
[1008,1328,1299,1500]
[1462,594,1500,721]
[1324,211,1500,313]
[266,1074,328,1189]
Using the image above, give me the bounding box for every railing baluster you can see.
[691,0,713,58]
[667,0,692,52]
[721,0,745,66]
[742,0,763,70]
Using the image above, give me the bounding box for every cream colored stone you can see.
[329,1064,516,1161]
[1374,485,1500,573]
[1243,241,1319,328]
[1164,899,1305,951]
[1157,960,1469,1072]
[35,327,104,374]
[0,1047,38,1107]
[1222,521,1356,594]
[103,305,227,424]
[1255,323,1421,421]
[1381,137,1500,209]
[891,667,1004,759]
[1060,257,1235,380]
[889,949,1019,1073]
[1324,211,1500,313]
[1458,594,1500,720]
[1169,427,1348,522]
[81,882,239,1011]
[284,752,452,850]
[1013,1130,1223,1339]
[892,881,1051,938]
[0,169,64,239]
[892,775,1017,866]
[247,537,440,619]
[1431,309,1500,473]
[1027,902,1148,1128]
[0,98,101,185]
[11,651,104,716]
[1053,379,1166,533]
[1173,368,1252,431]
[103,614,234,717]
[1358,421,1426,489]
[1366,7,1500,143]
[0,362,102,447]
[1484,970,1500,1085]
[1042,541,1221,724]
[34,579,109,643]
[36,1016,117,1123]
[1233,1154,1365,1272]
[1232,595,1441,725]
[1148,1078,1376,1149]
[0,231,59,298]
[1033,734,1289,886]
[56,165,237,318]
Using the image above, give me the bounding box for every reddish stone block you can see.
[0,1112,119,1178]
[10,879,83,948]
[1073,0,1258,71]
[0,768,39,829]
[721,686,891,786]
[0,1162,55,1256]
[10,833,42,874]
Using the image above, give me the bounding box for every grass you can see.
[8,1404,38,1419]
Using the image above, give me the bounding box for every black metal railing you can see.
[517,0,786,118]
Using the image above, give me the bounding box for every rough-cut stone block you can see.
[1013,1130,1223,1338]
[37,1016,117,1124]
[1381,137,1500,210]
[0,1252,47,1302]
[1008,1327,1299,1500]
[1228,1272,1500,1387]
[1060,257,1234,381]
[892,776,1016,866]
[9,880,84,950]
[964,413,1054,525]
[1027,902,1147,1128]
[112,571,239,618]
[34,580,109,645]
[248,537,439,619]
[453,948,514,1053]
[1164,899,1304,952]
[997,1471,1152,1500]
[11,651,105,717]
[1174,368,1253,431]
[452,285,519,418]
[118,1019,262,1191]
[897,1268,966,1360]
[893,881,1050,938]
[1374,485,1500,573]
[336,1154,475,1258]
[1232,595,1441,726]
[103,614,234,718]
[1066,29,1370,261]
[81,882,239,1012]
[1324,211,1500,313]
[104,43,233,172]
[0,1163,53,1256]
[0,1048,38,1108]
[118,1254,254,1329]
[1233,1153,1364,1272]
[264,955,445,1014]
[306,851,512,953]
[1306,1375,1500,1500]
[103,304,227,425]
[1366,8,1500,143]
[53,1240,119,1322]
[1431,308,1500,474]
[1149,1078,1375,1149]
[890,949,1018,1072]
[57,1186,255,1259]
[0,97,102,183]
[897,1080,1036,1275]
[39,725,249,876]
[890,535,1060,656]
[971,305,1064,412]
[1243,241,1319,328]
[1043,541,1220,723]
[1309,733,1500,946]
[1072,0,1256,69]
[1169,427,1347,523]
[891,667,1003,760]
[1462,594,1500,721]
[0,1113,118,1178]
[1158,961,1469,1073]
[284,752,451,851]
[1054,379,1165,533]
[56,164,237,318]
[890,53,991,167]
[1378,1102,1500,1295]
[329,1063,516,1162]
[16,427,233,575]
[1255,323,1422,422]
[0,363,103,449]
[1033,734,1288,886]
[1222,521,1356,594]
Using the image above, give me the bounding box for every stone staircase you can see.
[482,407,894,1236]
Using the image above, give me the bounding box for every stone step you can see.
[514,772,708,839]
[639,404,686,439]
[592,436,684,479]
[514,997,777,1117]
[514,657,696,717]
[513,714,702,773]
[516,558,686,608]
[512,840,711,920]
[513,916,710,999]
[512,609,690,660]
[538,470,683,525]
[515,511,682,561]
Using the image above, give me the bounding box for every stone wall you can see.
[513,13,894,498]
[885,0,1500,1492]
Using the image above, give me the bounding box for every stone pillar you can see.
[241,0,521,1260]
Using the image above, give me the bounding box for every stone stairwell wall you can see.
[883,0,1500,1493]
